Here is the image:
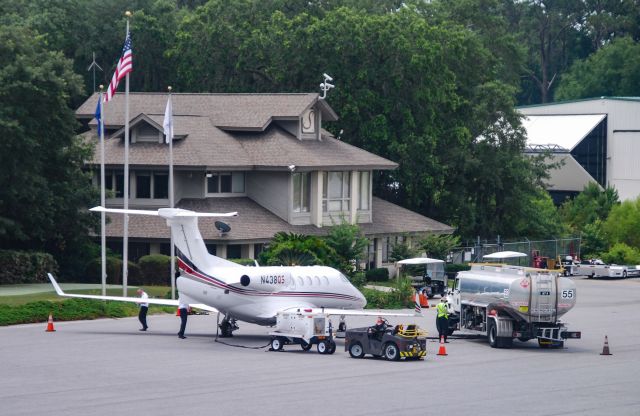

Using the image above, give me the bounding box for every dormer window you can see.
[133,122,162,143]
[301,108,316,134]
[300,107,320,140]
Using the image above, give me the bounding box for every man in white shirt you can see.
[136,288,149,331]
[178,301,189,339]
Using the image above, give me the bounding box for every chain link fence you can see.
[451,237,581,265]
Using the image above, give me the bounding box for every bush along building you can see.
[76,92,453,272]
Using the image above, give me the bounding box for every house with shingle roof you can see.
[75,92,453,269]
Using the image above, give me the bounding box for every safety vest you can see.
[436,302,448,318]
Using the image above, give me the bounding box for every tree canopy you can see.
[0,21,97,276]
[3,0,640,272]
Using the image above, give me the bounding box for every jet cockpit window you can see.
[322,276,329,285]
[314,276,321,286]
[305,276,312,286]
[297,276,304,286]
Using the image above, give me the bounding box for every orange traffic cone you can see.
[600,335,612,355]
[437,335,448,356]
[45,313,56,332]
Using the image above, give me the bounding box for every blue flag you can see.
[95,97,102,136]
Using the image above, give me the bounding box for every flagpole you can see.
[122,11,131,297]
[99,86,107,297]
[168,86,176,300]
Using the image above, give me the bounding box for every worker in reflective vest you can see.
[436,297,449,343]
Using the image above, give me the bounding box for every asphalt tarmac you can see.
[1,276,639,416]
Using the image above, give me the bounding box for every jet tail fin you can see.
[90,206,241,270]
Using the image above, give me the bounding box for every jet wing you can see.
[300,308,422,318]
[276,305,421,318]
[47,273,218,312]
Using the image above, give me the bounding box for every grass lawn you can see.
[0,286,172,307]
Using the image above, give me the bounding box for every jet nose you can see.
[354,286,367,308]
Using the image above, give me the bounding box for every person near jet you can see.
[178,301,189,339]
[436,297,449,343]
[369,316,387,340]
[136,288,149,331]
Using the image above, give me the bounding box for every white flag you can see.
[163,95,173,144]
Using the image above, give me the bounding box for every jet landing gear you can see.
[218,316,238,338]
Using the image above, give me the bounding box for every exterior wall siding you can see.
[245,171,289,221]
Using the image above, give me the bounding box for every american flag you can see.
[104,31,132,103]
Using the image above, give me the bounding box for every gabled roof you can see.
[79,92,396,170]
[99,197,454,242]
[78,92,338,131]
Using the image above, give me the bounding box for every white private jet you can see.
[48,206,419,337]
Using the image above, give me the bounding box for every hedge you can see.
[365,267,390,282]
[135,254,171,286]
[0,298,174,326]
[0,250,58,285]
[84,257,140,284]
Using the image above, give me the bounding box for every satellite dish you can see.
[215,221,231,235]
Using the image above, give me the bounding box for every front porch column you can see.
[310,171,323,227]
[217,244,227,259]
[350,170,358,224]
[375,237,383,269]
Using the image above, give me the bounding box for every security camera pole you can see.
[319,73,334,99]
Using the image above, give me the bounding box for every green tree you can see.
[0,22,98,277]
[555,37,640,100]
[559,183,619,233]
[389,240,421,263]
[258,232,332,266]
[514,189,566,238]
[602,197,640,248]
[580,220,608,258]
[324,222,369,274]
[600,242,640,265]
[419,234,460,260]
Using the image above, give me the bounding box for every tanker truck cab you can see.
[447,251,581,349]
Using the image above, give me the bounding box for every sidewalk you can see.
[364,284,394,293]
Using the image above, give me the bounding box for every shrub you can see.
[136,254,171,285]
[361,278,414,309]
[349,271,366,288]
[365,267,390,282]
[84,256,122,283]
[0,250,58,284]
[83,257,140,285]
[600,243,640,265]
[0,298,175,326]
[230,258,258,266]
[445,263,471,279]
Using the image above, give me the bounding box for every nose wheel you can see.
[218,316,238,337]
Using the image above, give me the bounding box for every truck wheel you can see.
[488,321,498,348]
[348,342,365,358]
[270,337,283,351]
[384,342,400,361]
[327,340,337,355]
[563,269,569,277]
[317,340,329,354]
[623,270,627,278]
[300,340,312,351]
[497,337,513,348]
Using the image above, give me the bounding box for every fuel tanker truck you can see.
[445,251,582,348]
